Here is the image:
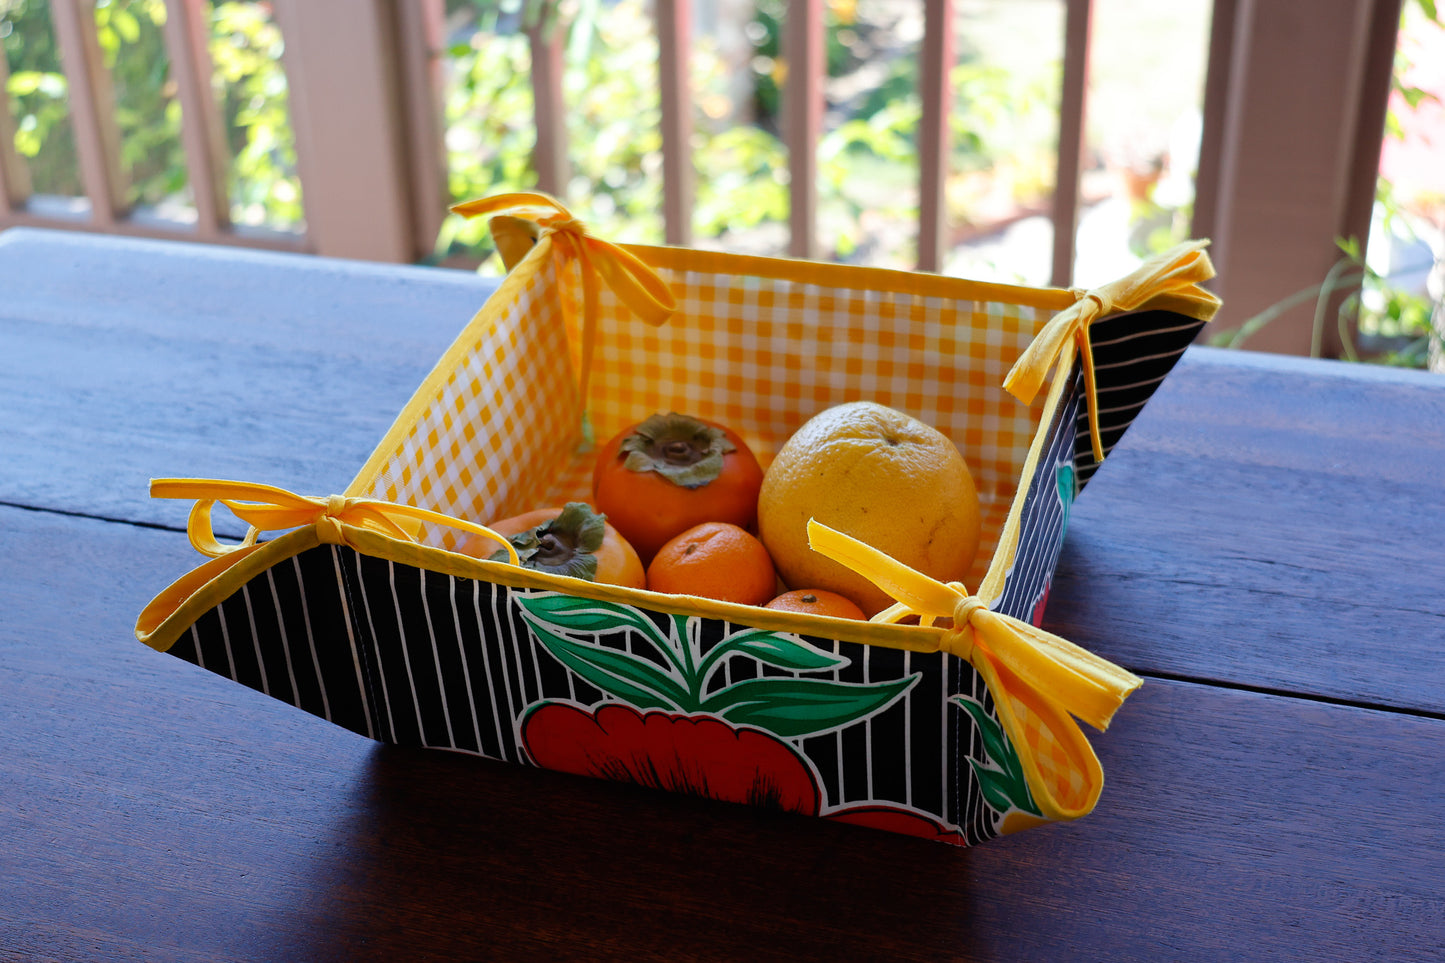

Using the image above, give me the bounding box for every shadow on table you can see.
[273,742,1000,960]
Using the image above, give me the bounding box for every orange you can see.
[763,589,866,620]
[593,412,764,564]
[757,401,980,616]
[456,503,646,589]
[646,522,777,606]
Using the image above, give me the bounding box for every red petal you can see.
[522,702,821,815]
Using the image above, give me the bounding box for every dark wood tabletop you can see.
[3,227,1442,962]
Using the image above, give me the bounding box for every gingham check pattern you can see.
[570,262,1051,588]
[358,258,583,551]
[1011,693,1092,813]
[358,252,1055,585]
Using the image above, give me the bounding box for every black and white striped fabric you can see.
[1072,308,1208,489]
[168,546,1008,844]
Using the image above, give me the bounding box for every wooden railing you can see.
[0,0,1409,355]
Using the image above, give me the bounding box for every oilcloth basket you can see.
[136,192,1220,847]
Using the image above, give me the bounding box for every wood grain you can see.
[5,230,1445,960]
[1050,347,1445,714]
[0,227,497,529]
[3,505,1443,961]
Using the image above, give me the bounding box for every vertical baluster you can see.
[917,0,954,273]
[785,0,823,259]
[1051,0,1092,288]
[0,47,34,214]
[394,0,450,256]
[160,0,230,238]
[656,0,694,246]
[528,14,569,198]
[49,0,127,226]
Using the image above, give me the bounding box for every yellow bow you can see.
[149,478,520,565]
[807,519,1142,820]
[450,192,678,406]
[1004,239,1220,464]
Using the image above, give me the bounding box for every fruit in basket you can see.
[764,589,866,620]
[456,502,645,588]
[645,522,777,606]
[593,412,764,563]
[757,401,980,616]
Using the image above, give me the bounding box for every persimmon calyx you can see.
[489,502,606,581]
[619,412,735,489]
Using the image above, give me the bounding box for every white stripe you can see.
[494,582,524,759]
[863,642,873,801]
[509,590,533,710]
[449,575,485,755]
[189,624,205,671]
[1088,317,1201,348]
[351,554,393,741]
[388,560,428,741]
[241,584,270,697]
[266,569,302,707]
[1093,346,1187,371]
[1094,370,1168,394]
[903,649,913,808]
[419,570,457,749]
[834,638,845,802]
[474,579,508,760]
[293,557,333,724]
[1094,397,1149,417]
[331,547,374,739]
[217,599,238,681]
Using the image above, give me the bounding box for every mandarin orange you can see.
[645,521,777,606]
[763,589,866,620]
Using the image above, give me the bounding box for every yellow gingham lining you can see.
[352,245,1062,589]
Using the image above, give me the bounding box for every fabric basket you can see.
[136,192,1219,847]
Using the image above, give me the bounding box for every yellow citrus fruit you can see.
[757,401,980,616]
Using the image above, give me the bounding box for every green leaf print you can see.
[703,675,917,738]
[522,616,692,711]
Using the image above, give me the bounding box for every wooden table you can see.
[3,227,1442,961]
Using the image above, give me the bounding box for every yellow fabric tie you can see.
[149,478,520,565]
[1003,239,1220,463]
[450,192,678,405]
[807,518,1142,819]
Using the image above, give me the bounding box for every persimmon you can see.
[593,412,764,564]
[645,522,777,606]
[456,503,645,589]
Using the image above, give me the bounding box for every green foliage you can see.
[2,0,79,196]
[2,0,299,227]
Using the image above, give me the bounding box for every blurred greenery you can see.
[1,0,300,228]
[3,0,1436,365]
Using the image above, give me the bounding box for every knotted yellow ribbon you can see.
[1004,239,1220,464]
[149,478,520,566]
[807,518,1141,819]
[450,192,678,406]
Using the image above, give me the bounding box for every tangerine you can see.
[456,503,645,589]
[646,522,777,606]
[757,401,980,616]
[763,589,866,620]
[593,412,764,564]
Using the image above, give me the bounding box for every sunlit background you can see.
[2,0,1441,365]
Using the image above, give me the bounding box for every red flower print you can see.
[521,702,823,815]
[825,805,967,845]
[1030,583,1052,628]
